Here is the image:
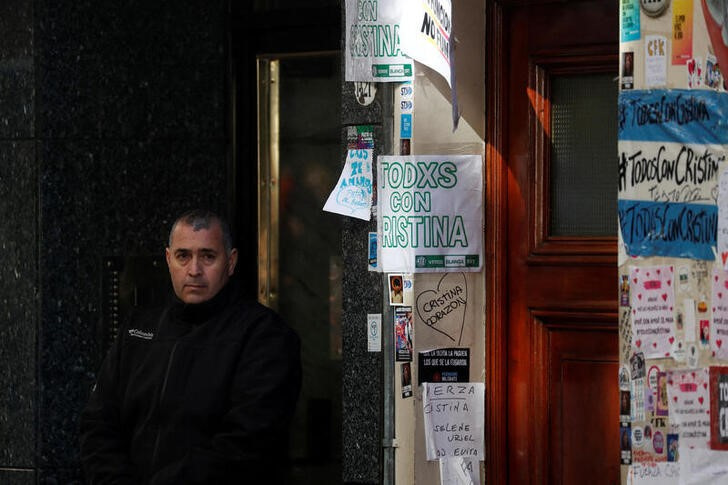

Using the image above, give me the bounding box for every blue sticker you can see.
[401,113,412,138]
[618,199,717,260]
[619,90,728,144]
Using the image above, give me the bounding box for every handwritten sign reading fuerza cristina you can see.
[422,382,484,461]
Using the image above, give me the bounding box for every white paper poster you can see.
[666,368,710,451]
[377,155,483,273]
[712,268,728,359]
[400,0,453,86]
[345,0,414,82]
[645,35,668,88]
[717,168,728,268]
[323,149,373,220]
[618,141,722,203]
[627,463,680,484]
[422,382,484,461]
[439,457,479,485]
[678,447,728,484]
[630,265,677,357]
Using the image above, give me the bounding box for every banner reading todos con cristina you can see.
[377,155,482,273]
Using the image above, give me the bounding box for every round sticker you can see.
[640,0,670,17]
[653,431,665,454]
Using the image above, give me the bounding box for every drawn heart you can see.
[674,396,678,403]
[657,269,661,275]
[634,278,638,284]
[415,272,468,344]
[718,339,723,348]
[669,337,675,344]
[661,293,668,301]
[667,280,671,286]
[647,272,651,277]
[638,294,642,300]
[653,342,657,348]
[704,382,709,389]
[720,292,723,299]
[699,396,704,405]
[636,339,642,348]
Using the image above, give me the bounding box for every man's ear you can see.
[165,247,171,268]
[227,248,238,276]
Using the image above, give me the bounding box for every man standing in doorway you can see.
[80,209,301,484]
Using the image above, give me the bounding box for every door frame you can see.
[485,0,619,481]
[485,0,508,482]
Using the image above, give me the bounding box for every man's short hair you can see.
[169,209,234,254]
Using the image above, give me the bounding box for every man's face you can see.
[165,221,238,304]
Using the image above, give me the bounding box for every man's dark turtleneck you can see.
[170,279,238,325]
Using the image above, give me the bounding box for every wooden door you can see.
[486,0,620,483]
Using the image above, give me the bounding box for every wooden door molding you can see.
[528,47,619,266]
[485,0,508,483]
[531,307,618,484]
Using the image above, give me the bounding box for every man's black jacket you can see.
[79,281,302,484]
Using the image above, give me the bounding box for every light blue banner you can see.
[618,90,728,144]
[618,199,717,260]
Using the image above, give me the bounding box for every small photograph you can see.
[394,307,413,362]
[621,51,634,90]
[620,274,630,306]
[620,424,632,465]
[401,362,412,398]
[630,352,646,379]
[700,319,710,346]
[389,274,405,306]
[620,390,631,419]
[667,433,679,462]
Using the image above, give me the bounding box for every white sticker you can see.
[367,314,382,352]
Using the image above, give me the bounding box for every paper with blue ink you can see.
[323,149,373,221]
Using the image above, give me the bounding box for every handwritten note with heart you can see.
[666,368,710,451]
[630,265,676,358]
[712,268,728,360]
[416,273,467,345]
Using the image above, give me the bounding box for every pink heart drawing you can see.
[669,337,675,344]
[718,339,723,348]
[661,293,668,301]
[653,342,657,348]
[415,272,468,344]
[699,396,704,405]
[673,396,678,403]
[636,339,642,348]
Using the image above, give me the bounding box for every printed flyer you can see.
[377,155,483,273]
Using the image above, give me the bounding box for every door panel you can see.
[489,0,620,483]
